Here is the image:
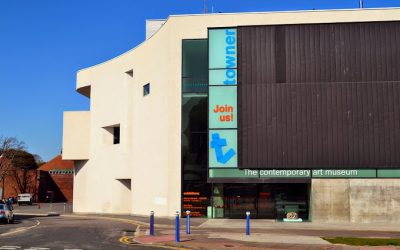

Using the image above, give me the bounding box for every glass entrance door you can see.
[218,183,309,219]
[224,184,257,218]
[257,184,276,218]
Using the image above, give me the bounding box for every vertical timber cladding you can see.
[237,22,400,169]
[208,28,238,169]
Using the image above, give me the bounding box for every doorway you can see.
[221,183,309,219]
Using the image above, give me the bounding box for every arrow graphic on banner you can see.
[210,133,236,164]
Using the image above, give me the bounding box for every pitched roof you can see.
[38,155,73,171]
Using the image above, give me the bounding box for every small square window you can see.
[102,124,120,145]
[113,127,120,144]
[143,83,150,96]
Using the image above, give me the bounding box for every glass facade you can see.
[181,40,210,217]
[182,40,208,93]
[181,39,310,220]
[211,183,309,220]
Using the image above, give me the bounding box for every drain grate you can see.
[122,229,135,236]
[122,229,135,233]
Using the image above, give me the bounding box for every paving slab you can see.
[134,235,188,244]
[208,232,330,245]
[199,219,400,232]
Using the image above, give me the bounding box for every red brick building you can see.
[37,155,74,203]
[0,166,37,201]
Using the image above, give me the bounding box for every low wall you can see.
[312,179,400,223]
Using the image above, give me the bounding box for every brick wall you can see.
[1,170,37,200]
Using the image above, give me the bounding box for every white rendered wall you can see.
[63,111,90,160]
[72,160,90,212]
[68,8,400,217]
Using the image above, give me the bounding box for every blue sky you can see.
[0,0,399,161]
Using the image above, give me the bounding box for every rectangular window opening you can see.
[113,126,120,144]
[143,83,150,96]
[102,124,120,145]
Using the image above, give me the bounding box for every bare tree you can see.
[8,149,38,194]
[33,154,45,167]
[0,136,26,199]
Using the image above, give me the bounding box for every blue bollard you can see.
[186,210,191,234]
[150,211,154,236]
[246,211,250,235]
[175,211,180,242]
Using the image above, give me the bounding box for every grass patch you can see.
[323,237,400,246]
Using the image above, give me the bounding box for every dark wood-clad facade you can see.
[237,21,400,169]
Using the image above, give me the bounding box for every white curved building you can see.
[63,8,400,223]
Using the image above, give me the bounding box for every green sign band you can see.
[209,169,258,178]
[312,169,376,178]
[209,169,400,179]
[377,169,400,178]
[260,169,311,178]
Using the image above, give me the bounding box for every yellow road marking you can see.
[119,236,133,244]
[118,236,189,249]
[63,215,188,249]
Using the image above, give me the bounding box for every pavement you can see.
[7,203,400,249]
[199,219,400,233]
[12,202,73,216]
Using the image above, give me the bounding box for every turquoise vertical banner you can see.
[209,69,237,85]
[209,129,238,168]
[209,29,237,69]
[209,86,237,129]
[208,28,238,170]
